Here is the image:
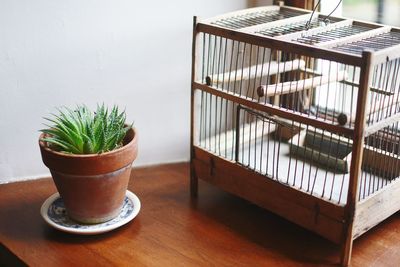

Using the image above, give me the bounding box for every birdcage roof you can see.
[201,5,400,57]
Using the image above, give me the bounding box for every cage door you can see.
[235,106,283,180]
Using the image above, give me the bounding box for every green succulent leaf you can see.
[40,104,132,154]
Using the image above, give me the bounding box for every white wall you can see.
[0,0,248,183]
[320,0,342,17]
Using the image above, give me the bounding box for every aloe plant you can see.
[40,104,132,154]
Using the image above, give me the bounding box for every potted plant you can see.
[39,104,138,224]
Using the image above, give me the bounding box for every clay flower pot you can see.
[39,128,138,224]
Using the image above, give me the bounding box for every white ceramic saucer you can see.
[40,190,140,235]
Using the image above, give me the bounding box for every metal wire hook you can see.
[305,0,321,30]
[305,0,343,30]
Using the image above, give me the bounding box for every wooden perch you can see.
[338,92,400,127]
[206,59,306,85]
[256,70,348,97]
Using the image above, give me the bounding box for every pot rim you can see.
[38,127,137,159]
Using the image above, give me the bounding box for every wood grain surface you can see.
[1,163,400,266]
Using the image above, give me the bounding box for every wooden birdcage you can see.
[190,3,400,266]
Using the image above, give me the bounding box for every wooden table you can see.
[1,163,400,266]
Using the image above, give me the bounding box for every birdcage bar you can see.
[334,30,400,55]
[295,24,373,45]
[196,23,364,65]
[210,8,306,30]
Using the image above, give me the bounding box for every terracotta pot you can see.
[39,128,138,224]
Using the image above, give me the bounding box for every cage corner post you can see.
[190,16,199,198]
[340,50,373,267]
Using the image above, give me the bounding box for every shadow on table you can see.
[188,180,341,266]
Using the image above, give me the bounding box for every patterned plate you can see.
[40,190,140,235]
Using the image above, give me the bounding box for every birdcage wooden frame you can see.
[190,4,400,266]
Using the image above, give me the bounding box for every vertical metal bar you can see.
[205,35,211,149]
[199,33,206,147]
[251,46,261,100]
[339,136,352,204]
[232,42,241,160]
[321,63,337,198]
[266,120,271,177]
[259,116,266,174]
[218,38,227,157]
[239,43,247,96]
[246,44,253,98]
[215,37,222,154]
[253,115,258,171]
[190,16,198,198]
[276,123,281,180]
[310,60,328,195]
[235,105,242,163]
